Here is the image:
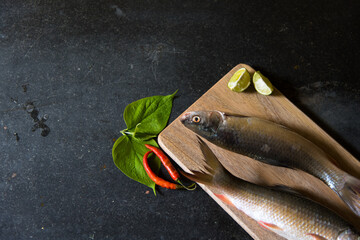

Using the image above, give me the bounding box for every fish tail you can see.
[337,174,360,216]
[180,137,230,187]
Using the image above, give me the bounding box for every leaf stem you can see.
[120,129,134,136]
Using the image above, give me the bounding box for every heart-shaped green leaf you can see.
[123,90,177,139]
[112,135,160,193]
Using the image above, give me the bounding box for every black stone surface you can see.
[0,1,359,239]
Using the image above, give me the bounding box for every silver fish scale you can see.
[225,180,349,240]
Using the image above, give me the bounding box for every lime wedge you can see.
[253,71,274,95]
[227,68,251,92]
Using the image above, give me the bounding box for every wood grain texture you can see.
[158,64,360,240]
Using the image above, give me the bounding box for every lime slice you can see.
[227,68,251,92]
[253,71,274,95]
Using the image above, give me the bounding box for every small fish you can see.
[180,111,360,216]
[181,138,360,240]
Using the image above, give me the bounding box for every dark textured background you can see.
[1,1,359,239]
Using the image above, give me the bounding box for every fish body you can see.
[182,139,360,240]
[180,111,360,216]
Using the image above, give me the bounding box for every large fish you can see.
[181,138,359,240]
[180,111,360,216]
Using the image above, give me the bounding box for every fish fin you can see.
[214,193,235,208]
[327,156,339,168]
[337,174,360,216]
[271,185,304,197]
[180,137,229,187]
[257,221,282,231]
[306,233,328,240]
[197,137,223,175]
[253,156,295,169]
[180,170,212,185]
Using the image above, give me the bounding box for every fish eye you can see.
[192,116,201,123]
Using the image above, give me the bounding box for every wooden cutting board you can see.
[158,64,360,240]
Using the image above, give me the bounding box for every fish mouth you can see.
[180,112,190,123]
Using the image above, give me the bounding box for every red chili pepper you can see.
[143,150,179,189]
[145,144,180,181]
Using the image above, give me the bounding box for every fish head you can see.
[180,111,224,138]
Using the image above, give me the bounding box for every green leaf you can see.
[113,91,178,194]
[123,90,178,140]
[112,135,161,193]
